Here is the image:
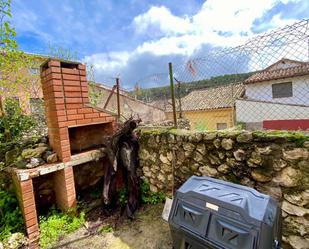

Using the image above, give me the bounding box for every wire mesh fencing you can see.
[129,73,171,124]
[145,19,309,131]
[88,75,119,115]
[91,19,309,131]
[89,72,171,124]
[115,73,172,124]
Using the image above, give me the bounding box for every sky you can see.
[11,0,309,88]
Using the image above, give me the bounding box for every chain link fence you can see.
[171,19,309,131]
[114,19,308,131]
[119,73,171,124]
[91,19,309,131]
[90,73,169,124]
[4,20,308,132]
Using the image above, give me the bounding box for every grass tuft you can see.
[39,208,85,248]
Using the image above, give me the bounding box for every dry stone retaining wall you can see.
[138,128,309,249]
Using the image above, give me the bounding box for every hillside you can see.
[132,72,253,102]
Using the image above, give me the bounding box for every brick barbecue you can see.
[41,59,116,162]
[11,59,116,248]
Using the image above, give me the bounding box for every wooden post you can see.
[169,63,177,128]
[174,77,183,119]
[103,85,117,109]
[116,78,121,119]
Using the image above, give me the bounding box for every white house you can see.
[236,58,309,130]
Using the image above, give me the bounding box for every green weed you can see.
[140,181,166,205]
[99,225,113,233]
[0,190,24,241]
[39,208,85,248]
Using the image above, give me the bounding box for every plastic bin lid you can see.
[177,176,273,223]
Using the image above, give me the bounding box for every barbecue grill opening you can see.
[68,122,113,154]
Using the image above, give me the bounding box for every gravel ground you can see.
[51,203,173,249]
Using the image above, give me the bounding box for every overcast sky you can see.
[12,0,309,88]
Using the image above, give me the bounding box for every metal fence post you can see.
[169,62,177,128]
[174,77,183,118]
[116,77,121,119]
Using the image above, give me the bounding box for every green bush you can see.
[195,121,208,131]
[39,209,85,248]
[140,181,166,205]
[236,122,246,130]
[0,98,36,143]
[0,190,24,241]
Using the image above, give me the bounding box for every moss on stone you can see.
[140,128,308,146]
[253,130,308,146]
[138,127,172,136]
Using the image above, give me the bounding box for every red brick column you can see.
[12,175,39,248]
[53,167,76,211]
[41,60,71,162]
[41,58,116,212]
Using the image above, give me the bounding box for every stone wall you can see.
[138,128,309,249]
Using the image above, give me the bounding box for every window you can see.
[217,123,227,130]
[29,67,39,75]
[272,82,293,98]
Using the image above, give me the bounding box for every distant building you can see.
[0,53,47,115]
[93,83,166,124]
[165,83,244,130]
[0,52,166,124]
[236,58,309,130]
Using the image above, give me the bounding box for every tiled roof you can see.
[245,58,309,84]
[166,83,244,112]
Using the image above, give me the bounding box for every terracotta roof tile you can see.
[166,83,244,112]
[245,59,309,84]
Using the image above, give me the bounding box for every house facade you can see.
[0,53,46,115]
[166,83,244,130]
[236,58,309,130]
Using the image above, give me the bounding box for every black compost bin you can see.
[168,176,282,249]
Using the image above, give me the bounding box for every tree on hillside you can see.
[134,72,253,102]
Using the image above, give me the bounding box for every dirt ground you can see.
[51,203,173,249]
